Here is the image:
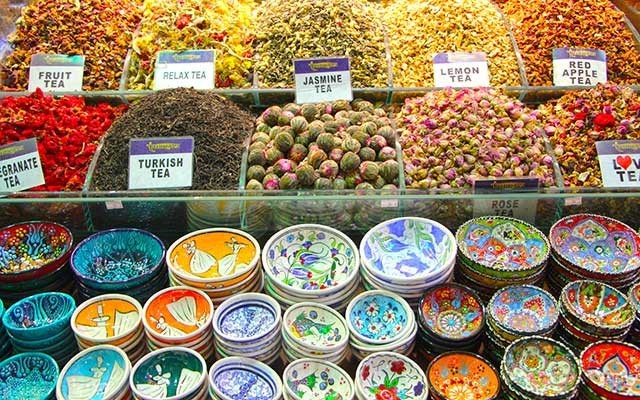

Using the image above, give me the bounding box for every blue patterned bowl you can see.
[71,228,165,291]
[488,285,559,337]
[0,352,59,399]
[360,217,456,285]
[2,292,76,341]
[283,358,353,400]
[346,290,414,345]
[213,293,281,345]
[209,356,282,400]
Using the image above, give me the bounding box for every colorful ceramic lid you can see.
[457,216,549,272]
[346,290,413,345]
[283,358,353,400]
[213,293,281,343]
[561,280,634,331]
[550,214,640,276]
[71,294,143,343]
[427,352,500,400]
[356,352,428,400]
[488,285,558,335]
[210,356,282,400]
[0,352,59,399]
[580,341,640,400]
[283,302,349,351]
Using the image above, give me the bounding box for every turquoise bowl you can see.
[2,292,76,341]
[0,352,59,399]
[11,328,75,352]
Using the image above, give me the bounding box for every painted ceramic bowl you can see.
[0,352,59,399]
[360,217,456,285]
[418,283,485,342]
[142,286,214,343]
[210,356,282,400]
[580,340,640,400]
[130,347,206,400]
[501,336,580,398]
[262,224,359,297]
[71,293,143,345]
[56,345,131,400]
[629,282,640,318]
[550,214,640,278]
[488,285,558,337]
[560,280,634,333]
[355,351,428,400]
[457,216,549,277]
[283,358,353,400]
[213,293,281,344]
[346,290,413,345]
[71,228,165,291]
[2,291,75,341]
[0,221,73,283]
[427,352,500,400]
[283,302,349,352]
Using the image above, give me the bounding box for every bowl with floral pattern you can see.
[346,290,413,345]
[360,217,456,285]
[284,358,353,400]
[0,221,73,283]
[0,352,59,399]
[283,302,349,352]
[549,214,640,279]
[213,293,281,344]
[488,285,559,338]
[580,340,640,400]
[501,336,580,398]
[629,282,640,319]
[355,351,428,400]
[262,224,359,297]
[427,352,500,400]
[2,291,76,341]
[418,283,485,342]
[209,356,282,400]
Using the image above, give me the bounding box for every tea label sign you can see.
[128,137,194,189]
[596,140,640,187]
[433,52,490,88]
[472,177,540,223]
[552,48,607,86]
[28,54,85,92]
[294,57,353,104]
[0,138,45,193]
[153,50,215,90]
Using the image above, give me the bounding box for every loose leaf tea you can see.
[90,88,254,191]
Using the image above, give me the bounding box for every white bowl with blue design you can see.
[283,358,354,400]
[360,217,456,285]
[209,356,282,400]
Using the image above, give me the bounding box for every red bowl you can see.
[581,340,640,400]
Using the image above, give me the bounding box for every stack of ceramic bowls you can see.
[0,299,11,361]
[0,221,74,305]
[427,352,500,400]
[212,293,282,366]
[2,292,77,366]
[271,199,353,232]
[355,351,428,400]
[557,280,634,354]
[0,352,59,399]
[548,214,640,296]
[284,358,354,400]
[281,302,350,364]
[485,285,559,366]
[71,228,167,304]
[142,286,215,364]
[166,228,262,306]
[57,345,132,400]
[359,217,457,308]
[209,356,282,400]
[455,216,550,302]
[262,224,360,313]
[71,294,147,364]
[130,347,208,400]
[416,283,485,362]
[579,340,640,400]
[346,290,417,360]
[186,199,244,231]
[629,282,640,345]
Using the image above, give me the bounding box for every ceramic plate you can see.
[427,352,500,400]
[72,294,142,343]
[347,290,411,344]
[214,293,280,343]
[419,283,484,341]
[550,214,640,275]
[0,352,59,399]
[488,285,558,335]
[210,357,281,400]
[284,359,353,400]
[561,280,634,330]
[581,341,640,399]
[356,352,428,400]
[283,303,348,351]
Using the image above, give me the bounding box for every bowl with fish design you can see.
[283,302,349,353]
[209,356,282,400]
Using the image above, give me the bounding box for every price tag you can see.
[0,138,45,193]
[433,52,490,88]
[472,177,539,223]
[294,57,353,104]
[552,48,606,86]
[128,137,194,190]
[28,54,85,92]
[596,140,640,187]
[153,50,215,90]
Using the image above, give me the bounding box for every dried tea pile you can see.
[384,0,521,87]
[397,88,556,189]
[245,100,400,190]
[1,0,141,90]
[499,0,640,86]
[540,83,640,187]
[127,0,254,89]
[253,0,388,88]
[90,88,254,191]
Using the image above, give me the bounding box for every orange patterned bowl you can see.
[71,294,143,346]
[427,351,500,400]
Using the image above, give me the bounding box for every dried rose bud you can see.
[359,161,380,181]
[368,135,387,152]
[264,177,280,190]
[262,106,282,126]
[278,110,295,126]
[273,158,295,176]
[279,172,299,190]
[378,146,397,162]
[340,151,361,172]
[329,148,344,163]
[308,148,328,169]
[319,159,340,178]
[288,144,308,163]
[377,126,396,147]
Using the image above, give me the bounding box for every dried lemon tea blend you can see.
[89,88,254,191]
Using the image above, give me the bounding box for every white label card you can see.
[0,138,45,193]
[153,50,215,90]
[28,54,85,92]
[596,140,640,188]
[552,48,607,86]
[294,57,353,104]
[433,52,490,88]
[128,137,194,190]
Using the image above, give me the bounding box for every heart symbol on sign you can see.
[617,155,633,170]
